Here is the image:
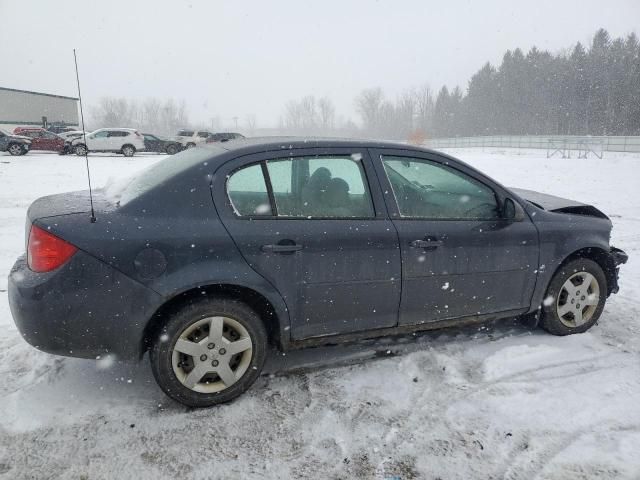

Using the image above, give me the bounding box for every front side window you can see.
[197,131,210,138]
[227,163,272,216]
[382,156,499,219]
[93,131,109,138]
[266,155,374,218]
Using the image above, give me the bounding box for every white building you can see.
[0,87,79,132]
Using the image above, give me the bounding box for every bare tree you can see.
[413,84,434,135]
[318,97,335,131]
[90,96,190,135]
[355,88,384,136]
[245,114,257,135]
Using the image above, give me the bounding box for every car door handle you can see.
[261,243,303,253]
[410,239,443,249]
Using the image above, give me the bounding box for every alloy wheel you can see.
[171,316,253,393]
[8,144,23,156]
[556,271,600,327]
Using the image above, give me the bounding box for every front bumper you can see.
[8,251,163,360]
[609,246,628,294]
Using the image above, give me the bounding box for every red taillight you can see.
[28,225,78,272]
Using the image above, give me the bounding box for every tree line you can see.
[90,97,189,136]
[90,28,639,139]
[432,28,640,137]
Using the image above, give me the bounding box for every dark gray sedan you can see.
[0,128,31,155]
[8,138,627,407]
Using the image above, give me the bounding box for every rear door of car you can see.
[213,147,401,340]
[370,148,539,326]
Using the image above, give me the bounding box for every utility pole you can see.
[232,116,239,129]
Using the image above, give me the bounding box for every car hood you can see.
[511,187,609,219]
[11,134,32,142]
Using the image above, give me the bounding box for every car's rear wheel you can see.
[74,144,87,156]
[8,143,24,156]
[122,145,136,157]
[541,258,606,335]
[166,144,178,155]
[150,297,267,407]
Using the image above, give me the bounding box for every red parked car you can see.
[13,127,65,153]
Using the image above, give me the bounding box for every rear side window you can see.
[266,155,374,218]
[227,164,272,216]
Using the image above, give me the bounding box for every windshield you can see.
[105,146,221,205]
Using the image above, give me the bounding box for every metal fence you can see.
[425,135,640,153]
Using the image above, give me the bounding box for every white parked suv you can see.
[174,129,213,148]
[71,128,145,157]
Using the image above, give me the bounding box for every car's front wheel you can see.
[74,144,87,156]
[186,142,196,149]
[541,258,607,335]
[8,143,25,156]
[150,297,268,407]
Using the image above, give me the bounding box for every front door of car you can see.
[214,148,401,340]
[144,135,160,151]
[370,149,539,326]
[40,131,61,151]
[88,130,109,150]
[22,131,43,149]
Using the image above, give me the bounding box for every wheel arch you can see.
[550,246,617,296]
[141,283,286,359]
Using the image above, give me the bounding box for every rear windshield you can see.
[105,146,223,205]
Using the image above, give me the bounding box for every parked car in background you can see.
[143,133,183,155]
[7,138,628,407]
[0,128,31,156]
[206,132,245,143]
[174,129,213,148]
[14,127,65,153]
[58,130,87,141]
[70,128,145,157]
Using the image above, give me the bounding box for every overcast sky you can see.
[1,0,638,129]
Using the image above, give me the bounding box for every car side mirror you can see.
[503,198,525,221]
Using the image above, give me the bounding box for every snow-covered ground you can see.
[0,148,639,479]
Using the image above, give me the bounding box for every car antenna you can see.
[73,49,96,223]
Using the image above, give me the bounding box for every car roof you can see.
[203,136,438,157]
[93,128,137,132]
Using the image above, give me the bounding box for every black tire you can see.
[122,144,136,157]
[186,142,196,149]
[150,297,268,407]
[8,143,24,156]
[165,144,178,155]
[541,258,607,336]
[75,144,87,156]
